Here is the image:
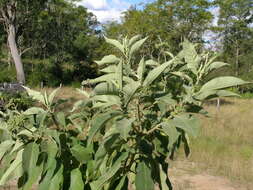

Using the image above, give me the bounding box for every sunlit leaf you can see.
[135,161,154,190]
[69,168,84,190]
[200,77,249,92]
[105,37,124,53]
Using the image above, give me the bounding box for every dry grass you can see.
[187,98,253,188]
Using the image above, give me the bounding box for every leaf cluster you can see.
[0,35,249,190]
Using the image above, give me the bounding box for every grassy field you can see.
[186,98,253,188]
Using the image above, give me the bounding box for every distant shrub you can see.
[0,91,34,111]
[0,65,16,83]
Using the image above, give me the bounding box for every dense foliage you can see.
[0,36,248,190]
[0,0,101,86]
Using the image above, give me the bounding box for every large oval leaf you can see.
[90,152,128,190]
[105,37,124,53]
[135,161,154,190]
[88,111,122,145]
[21,142,42,190]
[161,122,180,148]
[0,149,23,185]
[95,55,120,65]
[71,144,93,163]
[200,77,249,92]
[143,60,173,86]
[129,37,148,57]
[94,82,119,95]
[69,168,84,190]
[0,140,14,160]
[171,114,200,138]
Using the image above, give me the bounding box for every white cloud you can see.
[76,0,130,23]
[77,0,108,10]
[91,9,123,23]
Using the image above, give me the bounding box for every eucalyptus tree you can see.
[0,0,48,84]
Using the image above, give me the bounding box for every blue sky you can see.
[76,0,153,22]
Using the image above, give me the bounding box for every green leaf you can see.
[70,99,91,112]
[105,37,124,53]
[0,140,14,160]
[135,161,154,190]
[85,73,116,84]
[115,176,126,190]
[10,140,23,154]
[90,152,128,190]
[42,140,58,173]
[170,72,193,84]
[123,80,140,107]
[143,60,173,86]
[195,89,240,100]
[129,35,141,47]
[71,144,93,163]
[194,90,217,100]
[208,61,229,71]
[69,168,84,190]
[23,87,45,105]
[181,39,200,74]
[38,159,57,190]
[23,107,46,115]
[88,111,122,145]
[94,82,119,95]
[48,88,60,105]
[137,58,146,83]
[100,65,118,73]
[161,122,180,148]
[0,149,23,185]
[146,59,159,66]
[95,55,120,65]
[172,115,200,138]
[118,60,123,90]
[200,77,249,92]
[129,37,148,57]
[216,90,240,97]
[21,142,42,190]
[165,51,174,59]
[76,88,90,98]
[92,95,121,108]
[116,118,135,141]
[56,112,66,127]
[48,164,63,190]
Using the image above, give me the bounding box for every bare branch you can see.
[20,47,32,56]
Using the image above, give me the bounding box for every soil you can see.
[170,161,250,190]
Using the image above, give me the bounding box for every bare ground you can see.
[170,161,251,190]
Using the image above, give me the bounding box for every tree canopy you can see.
[0,0,252,88]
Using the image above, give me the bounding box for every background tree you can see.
[0,0,49,84]
[104,0,213,59]
[215,0,253,78]
[0,0,101,86]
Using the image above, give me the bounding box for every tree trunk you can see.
[235,41,239,76]
[7,23,25,84]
